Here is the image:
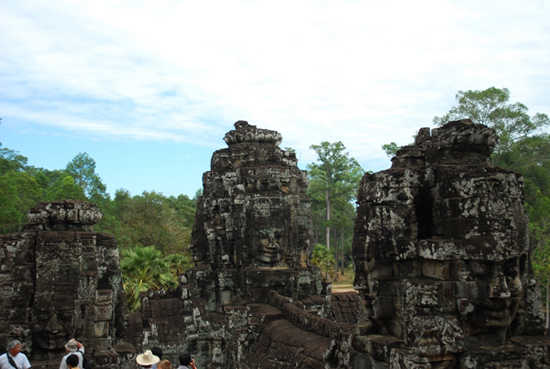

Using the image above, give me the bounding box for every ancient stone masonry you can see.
[191,120,312,272]
[4,120,548,369]
[339,120,550,368]
[128,121,336,368]
[188,122,323,304]
[0,200,131,369]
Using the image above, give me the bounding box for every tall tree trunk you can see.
[333,228,339,282]
[313,215,319,245]
[325,189,331,249]
[546,279,549,335]
[340,227,345,275]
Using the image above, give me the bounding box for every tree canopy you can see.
[433,87,550,168]
[307,141,363,250]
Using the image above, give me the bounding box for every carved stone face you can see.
[456,257,523,342]
[31,298,74,350]
[353,121,535,354]
[245,200,289,266]
[250,228,287,264]
[360,253,524,345]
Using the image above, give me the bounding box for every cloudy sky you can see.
[1,0,549,198]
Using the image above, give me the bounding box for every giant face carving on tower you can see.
[22,201,124,353]
[246,201,289,266]
[31,293,75,350]
[452,248,525,345]
[353,121,533,350]
[190,121,313,270]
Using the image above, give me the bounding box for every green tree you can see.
[163,253,193,279]
[381,142,400,158]
[32,168,65,199]
[66,152,109,201]
[108,190,192,254]
[166,194,197,227]
[331,199,356,277]
[120,246,179,311]
[0,171,42,232]
[0,144,28,174]
[311,243,336,281]
[48,175,87,201]
[308,141,363,250]
[433,87,550,167]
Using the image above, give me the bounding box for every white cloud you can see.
[1,0,549,175]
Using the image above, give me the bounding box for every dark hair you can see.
[66,354,79,367]
[179,353,191,366]
[151,347,163,359]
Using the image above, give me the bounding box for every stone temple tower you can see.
[191,121,313,270]
[189,121,321,304]
[0,200,129,369]
[175,121,328,367]
[348,120,549,368]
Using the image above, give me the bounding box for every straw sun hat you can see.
[136,350,160,366]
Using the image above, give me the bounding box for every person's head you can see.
[7,340,22,357]
[151,347,163,360]
[66,354,79,368]
[157,360,172,369]
[65,339,78,353]
[179,354,192,366]
[136,349,160,368]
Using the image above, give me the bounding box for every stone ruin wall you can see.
[342,120,550,368]
[126,121,334,368]
[1,120,549,369]
[0,200,133,369]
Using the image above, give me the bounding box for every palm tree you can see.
[164,253,193,279]
[120,246,178,311]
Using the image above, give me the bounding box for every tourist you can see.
[157,359,172,369]
[136,350,160,369]
[176,354,196,369]
[151,347,162,369]
[60,339,85,369]
[65,354,80,369]
[0,340,31,369]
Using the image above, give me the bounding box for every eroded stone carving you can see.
[191,121,312,270]
[5,120,548,369]
[184,122,329,367]
[128,122,331,369]
[0,200,130,369]
[345,120,549,368]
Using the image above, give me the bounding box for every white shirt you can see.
[0,352,31,369]
[59,348,85,369]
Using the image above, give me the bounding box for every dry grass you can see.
[332,268,355,292]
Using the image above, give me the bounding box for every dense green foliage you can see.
[0,144,197,310]
[307,141,364,279]
[310,243,336,281]
[120,246,185,311]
